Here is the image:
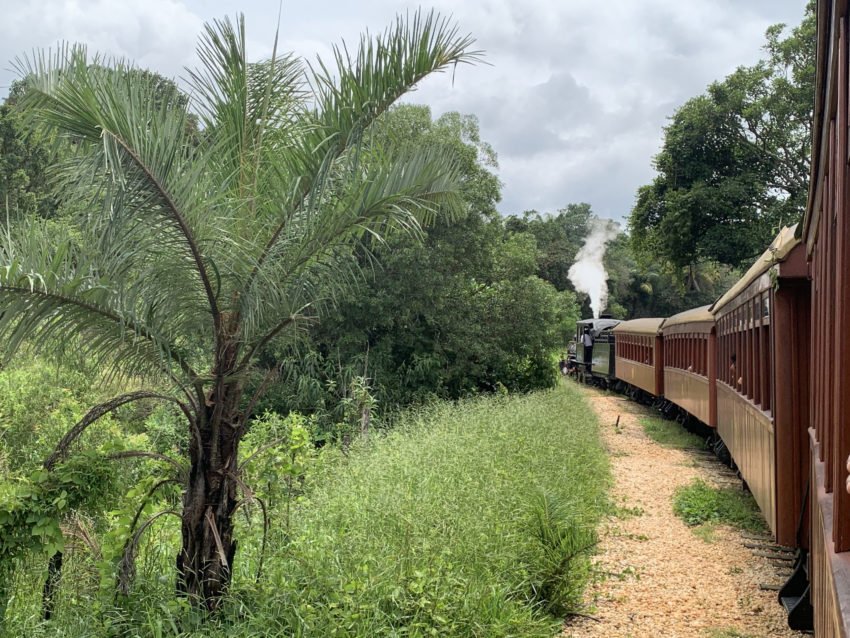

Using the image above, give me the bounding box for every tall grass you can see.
[5,383,609,637]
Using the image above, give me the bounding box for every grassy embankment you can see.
[5,382,609,637]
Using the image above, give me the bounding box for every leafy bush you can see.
[0,356,126,472]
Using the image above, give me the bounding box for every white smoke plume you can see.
[568,218,620,318]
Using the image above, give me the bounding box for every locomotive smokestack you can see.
[568,218,619,318]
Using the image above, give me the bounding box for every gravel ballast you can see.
[563,386,803,638]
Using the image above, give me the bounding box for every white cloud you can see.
[0,0,809,222]
[0,0,202,83]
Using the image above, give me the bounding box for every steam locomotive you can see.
[572,317,619,383]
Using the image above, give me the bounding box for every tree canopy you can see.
[258,105,577,421]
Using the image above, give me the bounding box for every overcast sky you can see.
[0,0,808,222]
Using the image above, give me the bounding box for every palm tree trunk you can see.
[177,424,240,609]
[177,369,243,610]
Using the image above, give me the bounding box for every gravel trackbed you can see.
[562,386,803,638]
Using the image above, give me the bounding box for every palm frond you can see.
[243,9,480,299]
[14,46,223,330]
[0,220,197,383]
[187,15,307,198]
[238,140,464,352]
[44,391,190,470]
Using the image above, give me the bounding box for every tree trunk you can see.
[687,263,702,293]
[42,551,63,620]
[177,413,240,610]
[177,345,244,610]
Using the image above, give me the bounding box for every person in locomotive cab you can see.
[581,326,594,371]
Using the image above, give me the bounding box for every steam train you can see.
[567,3,850,631]
[572,225,812,629]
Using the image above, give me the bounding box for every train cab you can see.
[710,225,809,547]
[613,318,665,399]
[575,318,620,382]
[661,305,716,428]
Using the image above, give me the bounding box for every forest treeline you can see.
[0,2,815,634]
[0,3,815,417]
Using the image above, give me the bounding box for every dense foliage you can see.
[1,377,608,637]
[505,204,593,292]
[0,11,484,610]
[254,106,579,424]
[0,81,54,220]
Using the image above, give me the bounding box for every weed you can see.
[673,480,767,533]
[612,504,645,519]
[600,565,641,582]
[524,490,599,616]
[640,416,705,449]
[624,533,649,542]
[692,522,718,543]
[705,629,757,638]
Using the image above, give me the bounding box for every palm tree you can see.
[1,12,479,608]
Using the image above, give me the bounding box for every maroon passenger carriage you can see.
[709,226,809,551]
[802,0,850,632]
[613,318,665,401]
[660,306,717,429]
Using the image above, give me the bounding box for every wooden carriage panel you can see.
[615,358,658,396]
[655,335,665,396]
[613,319,666,397]
[717,382,776,535]
[665,368,712,427]
[805,3,850,561]
[708,330,717,432]
[810,431,850,637]
[773,278,811,548]
[833,9,850,552]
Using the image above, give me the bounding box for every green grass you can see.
[260,385,611,636]
[4,383,610,637]
[673,479,767,534]
[691,522,720,542]
[640,416,705,449]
